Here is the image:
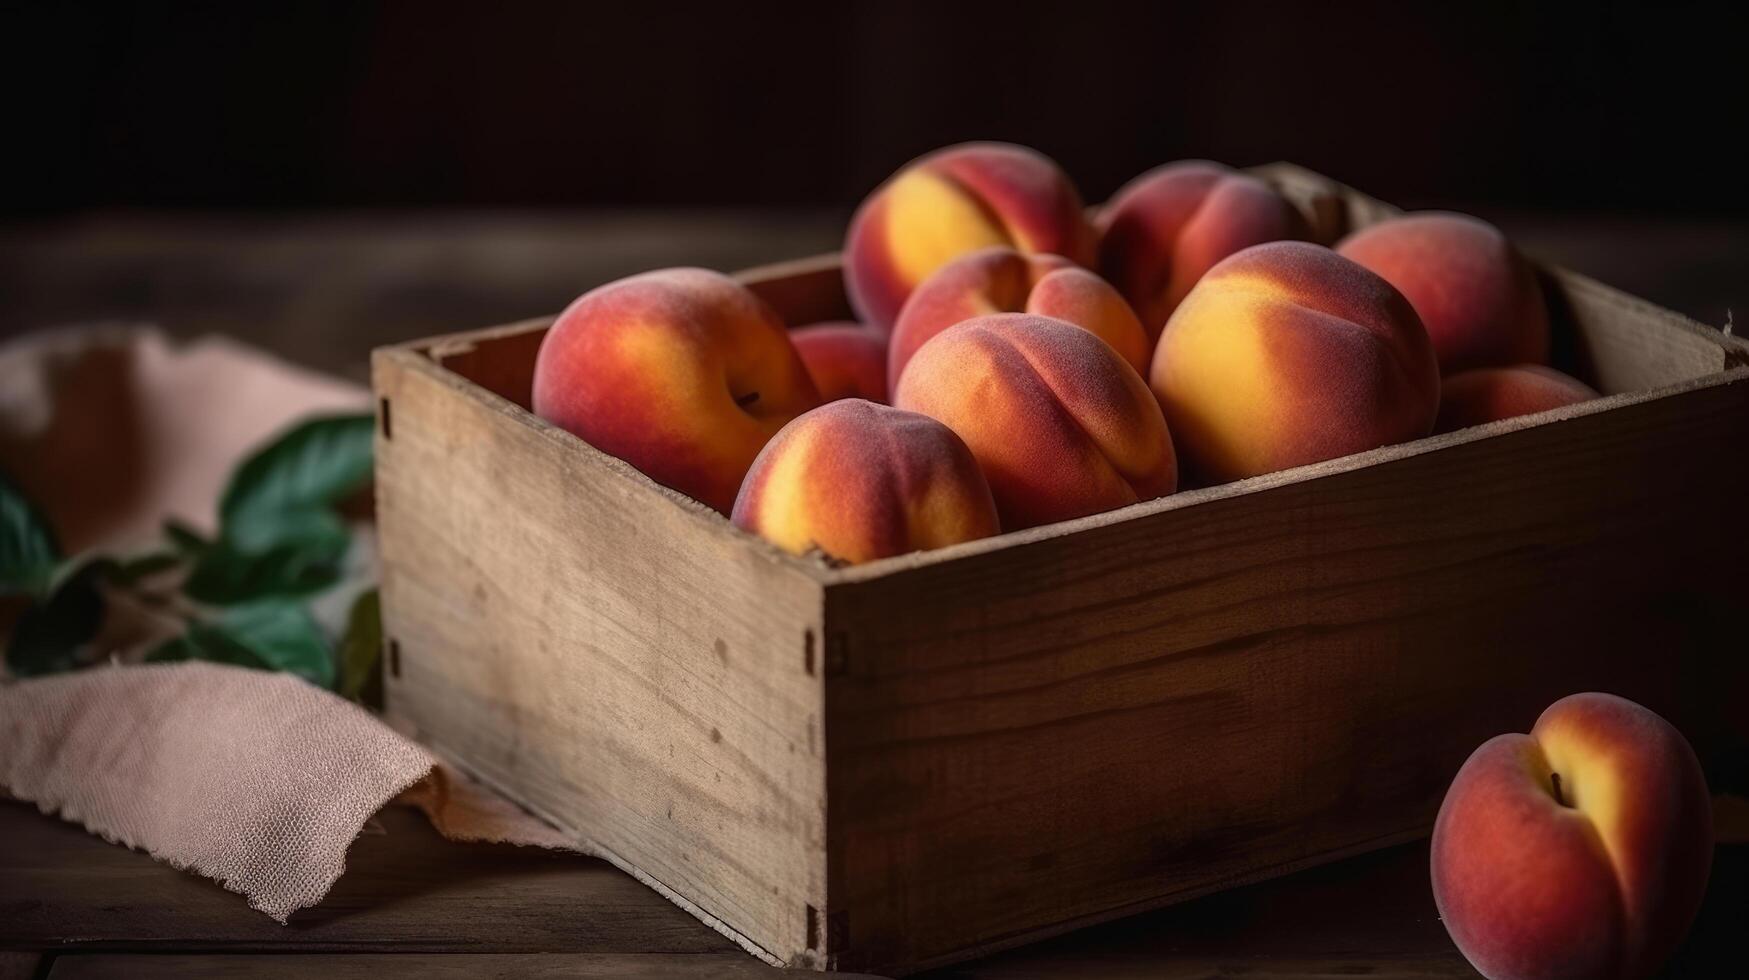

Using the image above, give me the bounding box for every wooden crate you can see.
[371,165,1749,975]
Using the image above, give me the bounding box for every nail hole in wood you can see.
[803,629,816,677]
[388,638,402,678]
[805,903,820,950]
[379,397,393,440]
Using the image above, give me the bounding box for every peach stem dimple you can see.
[1551,771,1571,807]
[735,390,761,409]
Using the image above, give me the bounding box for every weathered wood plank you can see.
[45,953,887,979]
[0,802,730,954]
[373,346,832,967]
[7,792,1739,976]
[920,838,1745,978]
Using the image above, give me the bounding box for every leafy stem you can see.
[3,412,383,700]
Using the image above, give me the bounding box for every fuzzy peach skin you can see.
[887,246,1150,395]
[1337,212,1550,374]
[1436,365,1599,434]
[732,399,999,564]
[1150,241,1439,484]
[1097,160,1310,342]
[894,313,1176,530]
[1431,693,1713,980]
[532,268,820,514]
[790,321,888,403]
[844,142,1097,332]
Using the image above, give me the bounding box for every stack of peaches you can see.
[532,142,1598,565]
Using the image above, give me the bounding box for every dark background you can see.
[2,1,1745,371]
[7,0,1747,214]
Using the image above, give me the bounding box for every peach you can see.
[1097,160,1310,341]
[888,246,1150,395]
[532,267,820,514]
[1337,212,1550,374]
[844,142,1097,331]
[1431,693,1713,980]
[1150,241,1439,483]
[1436,365,1598,434]
[732,399,999,564]
[790,321,888,404]
[894,313,1176,530]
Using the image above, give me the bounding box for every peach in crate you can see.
[1097,159,1311,338]
[733,399,999,565]
[1338,212,1551,375]
[887,246,1150,392]
[530,267,818,514]
[894,313,1175,530]
[844,141,1095,331]
[1150,241,1440,484]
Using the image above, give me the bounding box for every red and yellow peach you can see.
[532,267,820,514]
[1150,241,1440,483]
[732,399,999,564]
[790,321,889,404]
[1436,365,1598,434]
[888,246,1150,394]
[1097,160,1310,340]
[1431,693,1713,980]
[894,313,1176,529]
[844,142,1097,331]
[1337,212,1550,374]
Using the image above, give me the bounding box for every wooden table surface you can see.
[2,208,1745,978]
[2,798,1743,979]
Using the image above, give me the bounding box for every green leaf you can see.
[162,518,211,555]
[5,559,108,677]
[112,550,183,584]
[182,526,349,605]
[220,415,374,554]
[167,413,373,606]
[147,598,335,688]
[1,469,60,597]
[338,588,382,704]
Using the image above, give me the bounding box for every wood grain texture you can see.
[822,364,1749,969]
[815,170,1749,971]
[373,346,833,967]
[739,254,857,328]
[918,837,1747,979]
[45,954,885,979]
[9,796,1741,977]
[372,165,1749,974]
[0,802,728,955]
[423,317,550,410]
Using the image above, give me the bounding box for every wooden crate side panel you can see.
[1553,270,1744,393]
[372,349,830,966]
[423,316,551,409]
[737,254,854,326]
[823,373,1749,972]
